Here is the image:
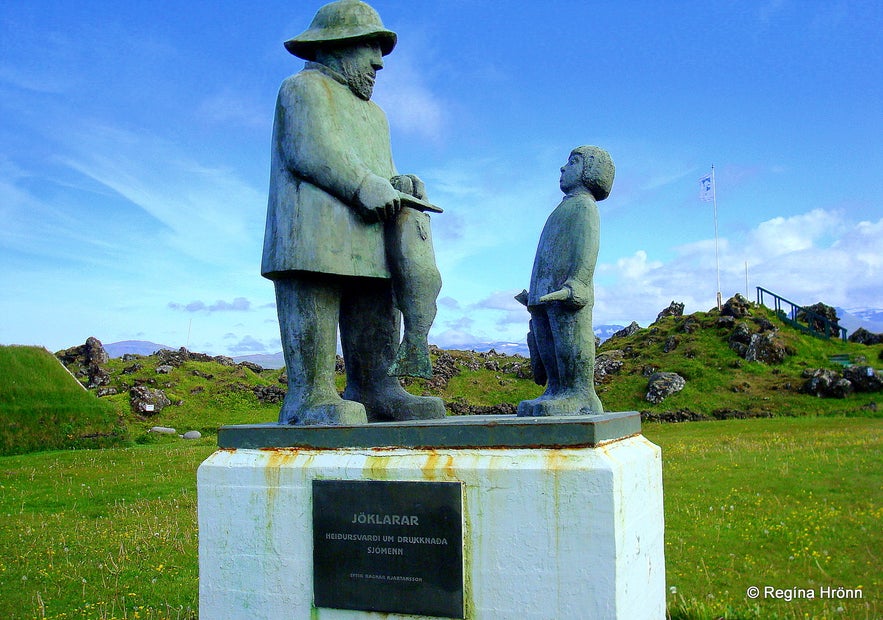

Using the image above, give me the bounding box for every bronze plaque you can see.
[312,479,464,618]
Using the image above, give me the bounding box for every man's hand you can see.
[355,174,402,222]
[391,174,427,200]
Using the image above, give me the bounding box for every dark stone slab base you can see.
[218,411,641,450]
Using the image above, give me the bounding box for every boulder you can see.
[848,327,882,345]
[680,317,700,334]
[182,430,202,440]
[728,323,752,357]
[641,408,706,423]
[609,321,641,340]
[155,347,215,367]
[645,372,686,404]
[130,386,171,415]
[716,315,736,329]
[155,364,174,374]
[55,336,110,388]
[122,362,143,375]
[155,348,186,367]
[744,332,787,364]
[752,317,776,332]
[253,384,286,404]
[84,336,109,365]
[594,350,624,382]
[88,366,110,389]
[447,401,516,416]
[663,336,679,353]
[721,294,751,318]
[509,361,533,380]
[238,360,264,374]
[798,302,840,334]
[801,369,852,398]
[149,426,177,435]
[655,301,685,322]
[843,366,883,393]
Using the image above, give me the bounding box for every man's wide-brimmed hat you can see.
[285,0,397,61]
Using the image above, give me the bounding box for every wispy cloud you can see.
[57,121,266,265]
[226,335,267,354]
[374,50,446,142]
[197,89,270,129]
[169,297,252,313]
[0,65,71,94]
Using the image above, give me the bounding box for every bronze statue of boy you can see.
[516,146,614,417]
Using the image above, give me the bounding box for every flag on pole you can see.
[699,172,714,202]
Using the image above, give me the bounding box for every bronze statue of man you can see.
[261,0,445,425]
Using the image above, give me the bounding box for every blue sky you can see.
[2,0,881,356]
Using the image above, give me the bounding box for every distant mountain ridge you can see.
[440,324,625,359]
[104,340,174,358]
[233,352,286,369]
[92,324,638,369]
[837,307,883,335]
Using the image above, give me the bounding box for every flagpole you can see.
[712,165,722,310]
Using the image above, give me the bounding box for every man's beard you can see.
[340,61,375,100]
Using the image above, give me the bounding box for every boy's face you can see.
[559,151,584,194]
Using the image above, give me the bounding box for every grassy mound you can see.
[595,303,882,419]
[0,346,128,455]
[94,353,284,438]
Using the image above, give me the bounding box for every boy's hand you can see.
[539,287,572,304]
[539,283,588,309]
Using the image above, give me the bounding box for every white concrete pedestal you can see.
[198,415,665,619]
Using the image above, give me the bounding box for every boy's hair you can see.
[572,146,615,201]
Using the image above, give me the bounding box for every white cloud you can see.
[432,328,481,349]
[591,211,883,327]
[438,296,461,310]
[374,53,445,142]
[471,290,523,312]
[746,208,844,260]
[604,250,665,282]
[834,219,883,273]
[228,335,267,354]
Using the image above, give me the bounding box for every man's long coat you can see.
[261,62,396,280]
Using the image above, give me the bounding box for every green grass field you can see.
[1,416,879,620]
